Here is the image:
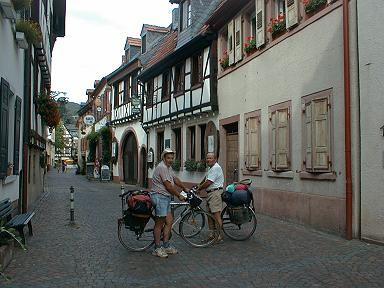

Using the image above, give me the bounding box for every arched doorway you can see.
[122,132,138,184]
[140,147,147,187]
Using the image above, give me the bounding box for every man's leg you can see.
[162,212,173,243]
[153,217,166,247]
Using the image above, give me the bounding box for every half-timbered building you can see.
[139,0,221,187]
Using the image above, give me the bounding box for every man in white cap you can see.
[151,148,187,258]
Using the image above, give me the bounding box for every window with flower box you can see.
[301,89,332,174]
[269,101,291,172]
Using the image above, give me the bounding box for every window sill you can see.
[2,175,17,185]
[242,169,262,176]
[299,171,337,181]
[266,170,294,179]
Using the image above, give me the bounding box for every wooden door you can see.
[226,132,239,184]
[123,133,138,184]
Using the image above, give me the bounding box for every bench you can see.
[0,198,35,244]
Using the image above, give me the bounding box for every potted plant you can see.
[244,36,257,56]
[219,52,229,70]
[196,160,207,172]
[6,163,13,177]
[184,159,198,172]
[303,0,327,15]
[15,20,42,45]
[172,159,181,171]
[11,0,31,11]
[267,13,286,39]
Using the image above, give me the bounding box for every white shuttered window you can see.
[302,92,332,172]
[245,114,261,170]
[255,0,265,48]
[269,102,291,171]
[227,20,235,66]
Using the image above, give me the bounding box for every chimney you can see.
[172,8,179,30]
[122,55,127,65]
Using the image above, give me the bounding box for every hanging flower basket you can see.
[303,0,327,14]
[11,0,31,11]
[15,20,42,45]
[36,93,61,128]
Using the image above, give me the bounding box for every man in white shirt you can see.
[197,152,224,241]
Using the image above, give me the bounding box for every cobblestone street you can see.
[1,170,384,288]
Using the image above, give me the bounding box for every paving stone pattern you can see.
[1,170,384,288]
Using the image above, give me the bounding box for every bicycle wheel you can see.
[179,210,218,247]
[221,206,257,241]
[172,205,205,237]
[117,216,155,251]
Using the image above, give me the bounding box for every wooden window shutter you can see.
[248,117,260,169]
[285,0,299,29]
[270,112,276,170]
[276,109,289,170]
[244,118,250,168]
[255,0,265,48]
[14,96,22,174]
[234,15,243,63]
[304,103,312,170]
[227,20,235,66]
[0,78,10,178]
[313,99,330,170]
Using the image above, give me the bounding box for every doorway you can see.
[123,132,138,184]
[224,122,239,184]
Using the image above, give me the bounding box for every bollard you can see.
[121,185,125,212]
[70,186,75,223]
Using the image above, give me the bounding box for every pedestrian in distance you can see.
[150,148,187,258]
[197,152,225,243]
[62,160,66,173]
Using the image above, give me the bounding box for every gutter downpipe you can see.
[343,0,353,240]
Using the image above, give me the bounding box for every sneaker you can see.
[163,245,178,255]
[152,247,168,258]
[215,235,224,244]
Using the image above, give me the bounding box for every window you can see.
[113,84,119,108]
[275,0,286,16]
[142,34,147,54]
[146,79,154,107]
[244,111,261,171]
[118,81,124,106]
[187,126,196,160]
[131,71,138,97]
[269,101,291,171]
[0,78,10,178]
[157,131,164,162]
[251,11,257,40]
[162,71,170,101]
[124,78,130,103]
[191,52,203,87]
[180,0,192,31]
[172,128,182,163]
[302,90,332,172]
[174,63,184,94]
[199,124,206,160]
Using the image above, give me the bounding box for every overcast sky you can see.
[51,0,176,104]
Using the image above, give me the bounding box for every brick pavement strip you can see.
[1,170,384,288]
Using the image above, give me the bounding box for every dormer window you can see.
[180,0,192,32]
[142,34,147,53]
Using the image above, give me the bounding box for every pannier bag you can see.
[127,191,152,216]
[229,189,252,206]
[227,205,250,225]
[123,209,150,233]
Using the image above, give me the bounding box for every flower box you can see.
[268,13,287,40]
[304,0,327,16]
[244,37,257,56]
[219,52,229,70]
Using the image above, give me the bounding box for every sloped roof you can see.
[141,24,170,35]
[142,30,178,70]
[126,37,141,47]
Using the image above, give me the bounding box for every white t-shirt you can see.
[206,162,224,191]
